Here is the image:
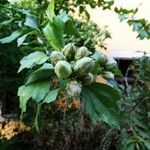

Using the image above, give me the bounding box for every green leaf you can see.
[18,80,50,115]
[143,140,150,150]
[17,34,29,47]
[24,16,39,31]
[113,67,123,76]
[18,51,49,72]
[57,11,69,23]
[43,16,65,50]
[25,63,54,85]
[16,8,31,16]
[30,80,50,102]
[0,30,22,44]
[18,85,33,114]
[34,103,42,132]
[43,88,60,103]
[46,0,55,21]
[82,82,120,128]
[127,143,135,150]
[64,20,79,36]
[92,61,101,75]
[119,14,127,22]
[89,83,120,109]
[1,18,13,26]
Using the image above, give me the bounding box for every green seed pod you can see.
[50,51,65,65]
[105,58,117,71]
[62,43,76,61]
[81,73,94,85]
[73,57,95,76]
[91,51,107,65]
[66,80,82,96]
[75,46,92,60]
[103,71,114,80]
[54,61,72,79]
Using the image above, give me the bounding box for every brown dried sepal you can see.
[55,91,80,110]
[52,77,59,88]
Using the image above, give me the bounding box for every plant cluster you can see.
[0,0,111,116]
[17,41,120,132]
[1,0,150,150]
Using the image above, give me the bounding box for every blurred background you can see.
[87,0,150,57]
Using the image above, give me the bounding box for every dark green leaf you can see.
[143,140,150,150]
[34,103,42,132]
[25,63,54,85]
[31,80,50,102]
[1,18,13,26]
[127,143,135,150]
[82,82,120,128]
[64,20,79,36]
[89,82,120,109]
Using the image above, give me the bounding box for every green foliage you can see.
[16,41,121,130]
[24,16,39,31]
[0,30,22,44]
[0,1,25,114]
[128,19,150,40]
[46,0,55,21]
[55,0,114,19]
[82,83,120,128]
[25,63,54,85]
[114,7,138,22]
[2,1,150,149]
[18,51,49,72]
[18,80,50,114]
[43,17,65,50]
[0,0,111,57]
[65,21,111,51]
[1,0,120,137]
[115,6,150,40]
[118,55,150,150]
[43,88,60,103]
[139,55,150,82]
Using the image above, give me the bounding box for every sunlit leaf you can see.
[57,11,69,23]
[24,16,39,31]
[18,80,50,115]
[43,17,65,50]
[0,30,22,44]
[17,34,29,47]
[43,88,60,103]
[18,51,49,72]
[46,0,55,21]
